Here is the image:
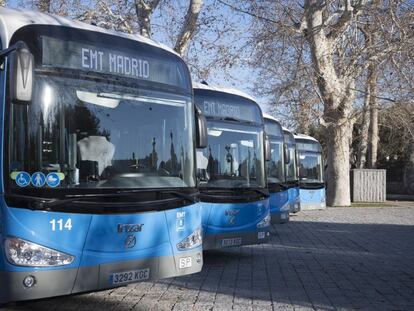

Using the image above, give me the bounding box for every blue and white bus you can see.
[263,114,290,223]
[294,134,326,210]
[0,8,207,304]
[194,83,270,250]
[283,128,301,214]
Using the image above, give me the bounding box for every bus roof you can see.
[262,112,278,122]
[193,82,257,103]
[294,133,320,143]
[0,7,177,56]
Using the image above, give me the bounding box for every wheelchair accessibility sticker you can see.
[14,172,31,187]
[11,171,65,187]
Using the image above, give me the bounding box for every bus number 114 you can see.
[50,219,73,231]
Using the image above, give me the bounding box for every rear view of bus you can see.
[294,134,326,210]
[263,114,290,223]
[194,83,270,250]
[283,129,301,214]
[0,8,205,304]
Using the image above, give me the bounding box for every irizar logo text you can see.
[117,224,144,233]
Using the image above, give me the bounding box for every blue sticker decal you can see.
[46,173,61,187]
[31,172,46,187]
[15,172,31,187]
[176,211,185,232]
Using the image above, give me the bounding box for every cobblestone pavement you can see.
[4,204,414,311]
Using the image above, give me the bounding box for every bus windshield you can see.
[8,74,195,190]
[267,139,284,184]
[296,140,323,183]
[286,146,297,182]
[197,120,265,188]
[6,26,195,193]
[298,152,323,183]
[264,119,284,184]
[283,131,298,182]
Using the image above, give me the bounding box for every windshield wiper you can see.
[116,189,197,203]
[5,190,197,210]
[251,188,269,197]
[159,190,198,203]
[200,187,269,197]
[4,194,51,210]
[5,193,140,210]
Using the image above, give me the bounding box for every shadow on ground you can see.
[3,219,414,310]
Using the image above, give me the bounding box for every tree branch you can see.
[134,0,161,37]
[174,0,203,56]
[217,0,306,34]
[326,0,368,39]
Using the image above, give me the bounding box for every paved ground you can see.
[5,203,414,310]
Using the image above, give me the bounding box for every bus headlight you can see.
[281,202,291,211]
[257,214,271,228]
[177,228,202,251]
[5,237,74,267]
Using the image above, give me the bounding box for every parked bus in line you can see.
[283,128,301,214]
[294,134,326,210]
[0,8,208,304]
[263,114,290,223]
[194,83,270,250]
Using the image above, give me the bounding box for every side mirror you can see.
[9,42,34,104]
[264,134,271,161]
[284,145,290,164]
[195,107,208,148]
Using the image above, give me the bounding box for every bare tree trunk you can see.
[134,0,161,38]
[305,0,354,206]
[174,0,203,56]
[37,0,51,12]
[326,118,353,206]
[358,64,374,168]
[297,101,311,135]
[368,64,379,168]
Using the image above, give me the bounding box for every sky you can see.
[150,1,269,110]
[5,0,273,116]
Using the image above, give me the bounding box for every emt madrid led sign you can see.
[41,36,185,88]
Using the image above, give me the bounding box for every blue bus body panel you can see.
[299,188,326,210]
[201,198,270,249]
[80,205,201,265]
[0,203,91,272]
[0,200,203,304]
[269,190,289,223]
[1,202,202,270]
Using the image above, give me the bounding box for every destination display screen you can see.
[41,36,187,88]
[296,140,322,152]
[264,119,283,138]
[194,89,262,124]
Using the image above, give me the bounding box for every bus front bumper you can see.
[271,211,290,224]
[0,250,202,304]
[203,230,270,250]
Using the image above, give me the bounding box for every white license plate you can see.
[111,268,150,285]
[221,237,242,247]
[179,256,192,269]
[258,231,266,239]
